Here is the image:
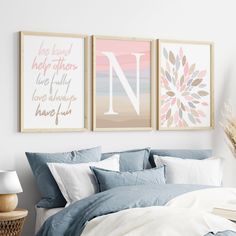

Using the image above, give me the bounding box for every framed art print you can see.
[93,36,154,131]
[158,40,214,130]
[20,32,88,132]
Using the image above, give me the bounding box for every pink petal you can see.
[184,62,189,77]
[185,106,190,112]
[179,47,183,59]
[201,102,208,106]
[161,76,165,83]
[161,102,171,113]
[198,110,206,117]
[198,70,207,77]
[161,95,168,100]
[166,62,171,73]
[180,85,186,92]
[196,118,201,124]
[184,76,189,84]
[174,111,179,123]
[171,98,176,105]
[185,95,193,101]
[161,114,166,122]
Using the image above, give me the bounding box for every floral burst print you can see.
[160,46,210,128]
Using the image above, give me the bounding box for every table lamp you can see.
[0,170,23,212]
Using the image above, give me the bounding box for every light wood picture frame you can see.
[157,39,214,130]
[20,31,88,132]
[92,35,154,131]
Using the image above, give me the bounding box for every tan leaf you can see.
[183,120,188,127]
[161,68,165,76]
[198,91,209,96]
[191,109,199,117]
[189,64,196,74]
[180,75,184,86]
[182,55,186,66]
[181,92,189,96]
[169,51,175,65]
[167,116,173,127]
[199,84,206,88]
[174,71,178,80]
[166,109,172,120]
[192,93,200,99]
[181,102,186,111]
[177,99,181,107]
[191,79,202,86]
[166,91,175,97]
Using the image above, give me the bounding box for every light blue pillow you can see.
[91,166,166,192]
[101,148,151,171]
[26,146,101,208]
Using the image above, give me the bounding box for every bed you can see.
[28,148,236,236]
[35,207,63,233]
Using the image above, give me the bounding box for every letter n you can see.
[102,52,144,115]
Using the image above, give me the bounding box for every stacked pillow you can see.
[26,147,152,208]
[26,146,102,208]
[48,154,120,205]
[27,147,222,208]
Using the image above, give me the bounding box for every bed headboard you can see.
[149,149,212,168]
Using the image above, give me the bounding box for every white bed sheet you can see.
[82,188,236,236]
[35,206,63,234]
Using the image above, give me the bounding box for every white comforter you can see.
[82,188,236,236]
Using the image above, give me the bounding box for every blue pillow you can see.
[101,148,151,171]
[91,166,165,192]
[26,146,101,208]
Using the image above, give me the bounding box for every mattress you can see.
[35,206,63,233]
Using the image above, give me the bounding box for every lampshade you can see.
[0,171,23,194]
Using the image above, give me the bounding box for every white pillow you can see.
[48,154,119,205]
[153,155,222,186]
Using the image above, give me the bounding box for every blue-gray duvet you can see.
[37,184,236,236]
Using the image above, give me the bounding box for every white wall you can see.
[1,0,236,235]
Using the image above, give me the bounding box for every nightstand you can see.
[0,208,28,236]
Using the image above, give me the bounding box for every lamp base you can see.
[0,194,18,212]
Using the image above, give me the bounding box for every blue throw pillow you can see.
[26,146,101,208]
[101,148,151,171]
[91,166,165,192]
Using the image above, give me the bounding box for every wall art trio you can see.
[20,32,214,132]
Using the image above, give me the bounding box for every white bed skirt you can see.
[35,206,63,234]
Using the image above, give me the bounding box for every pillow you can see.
[48,155,120,205]
[153,155,222,186]
[101,148,151,171]
[149,149,212,167]
[26,146,101,208]
[91,166,166,192]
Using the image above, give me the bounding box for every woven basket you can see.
[0,217,26,236]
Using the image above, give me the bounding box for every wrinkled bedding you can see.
[37,184,236,236]
[82,206,236,236]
